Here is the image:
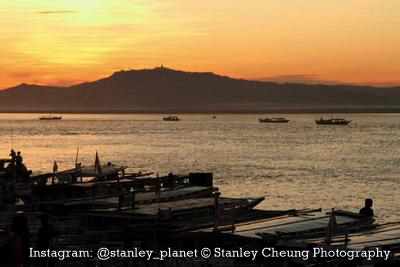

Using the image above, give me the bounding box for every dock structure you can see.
[0,153,399,266]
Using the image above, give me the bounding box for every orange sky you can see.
[1,0,399,88]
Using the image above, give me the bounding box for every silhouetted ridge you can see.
[0,67,400,112]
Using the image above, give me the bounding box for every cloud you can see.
[36,10,76,15]
[9,72,35,78]
[255,74,340,85]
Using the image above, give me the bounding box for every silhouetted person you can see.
[9,150,16,165]
[15,152,23,166]
[359,198,374,217]
[38,214,55,267]
[0,215,31,267]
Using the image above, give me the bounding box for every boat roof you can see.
[67,173,187,187]
[55,164,127,177]
[295,222,400,251]
[64,186,216,207]
[344,223,400,250]
[79,197,263,218]
[198,210,367,240]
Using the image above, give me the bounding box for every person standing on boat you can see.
[359,198,374,217]
[9,150,16,164]
[15,152,23,166]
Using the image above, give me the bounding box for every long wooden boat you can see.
[235,210,373,242]
[184,209,374,243]
[315,117,351,125]
[75,196,265,229]
[163,116,180,121]
[174,209,378,267]
[259,117,289,123]
[270,222,400,266]
[62,185,218,208]
[29,172,212,207]
[39,115,62,120]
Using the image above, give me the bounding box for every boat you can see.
[39,115,62,120]
[163,116,180,121]
[63,186,218,209]
[186,209,374,239]
[259,117,289,123]
[77,196,265,224]
[315,117,351,125]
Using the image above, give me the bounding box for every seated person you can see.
[359,198,374,217]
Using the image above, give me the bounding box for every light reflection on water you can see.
[1,113,399,222]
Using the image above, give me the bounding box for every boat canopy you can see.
[55,164,127,178]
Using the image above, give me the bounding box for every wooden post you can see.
[213,192,221,232]
[118,194,122,211]
[325,208,336,245]
[117,176,121,194]
[156,173,161,213]
[131,191,135,210]
[344,229,349,247]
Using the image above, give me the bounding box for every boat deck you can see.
[64,186,216,207]
[298,222,400,251]
[80,196,264,218]
[193,210,372,241]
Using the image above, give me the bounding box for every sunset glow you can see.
[1,0,399,88]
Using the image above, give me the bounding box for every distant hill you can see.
[1,67,400,113]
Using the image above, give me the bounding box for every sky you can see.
[0,0,399,88]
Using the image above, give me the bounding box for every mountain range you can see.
[1,67,399,113]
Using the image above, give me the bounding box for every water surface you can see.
[1,113,398,222]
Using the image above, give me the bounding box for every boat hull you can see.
[163,116,180,121]
[39,117,62,120]
[259,119,289,123]
[315,120,351,125]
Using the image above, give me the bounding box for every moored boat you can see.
[315,117,351,125]
[259,117,289,123]
[39,115,62,120]
[163,116,180,121]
